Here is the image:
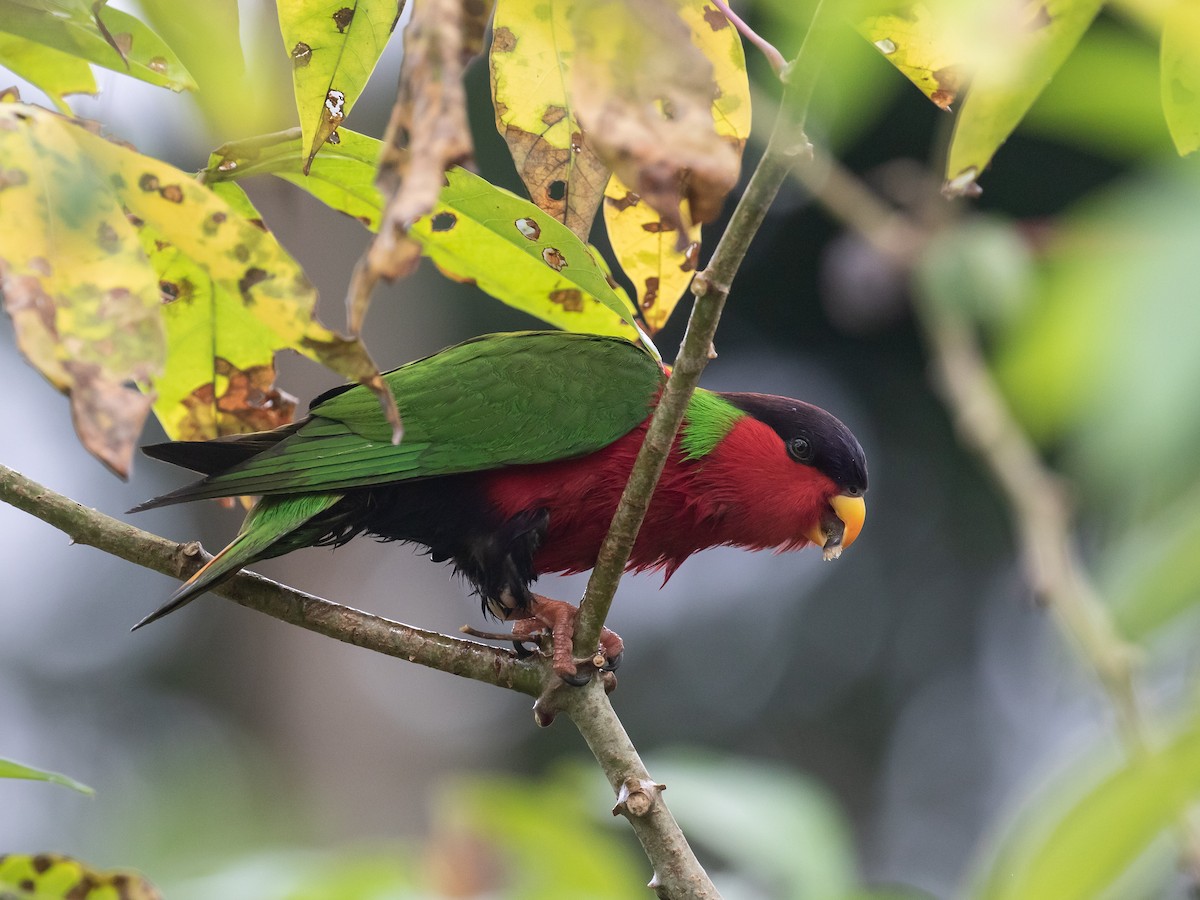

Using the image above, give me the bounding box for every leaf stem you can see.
[711,0,786,74]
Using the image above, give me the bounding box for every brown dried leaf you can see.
[351,0,475,332]
[569,0,739,243]
[462,0,496,63]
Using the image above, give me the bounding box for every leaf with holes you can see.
[138,212,298,444]
[199,130,648,345]
[277,0,401,173]
[490,0,611,240]
[857,1,971,111]
[410,167,645,341]
[0,33,96,113]
[0,757,92,794]
[602,0,750,333]
[0,854,161,899]
[0,103,392,472]
[1161,0,1200,156]
[0,0,195,92]
[944,0,1103,195]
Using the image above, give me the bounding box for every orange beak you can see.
[805,493,867,560]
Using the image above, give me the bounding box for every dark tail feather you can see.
[142,432,289,475]
[130,570,234,630]
[130,430,295,513]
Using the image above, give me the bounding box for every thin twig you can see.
[711,0,786,74]
[573,0,835,659]
[788,147,1200,880]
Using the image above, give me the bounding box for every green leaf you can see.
[0,757,92,794]
[203,130,649,344]
[996,162,1200,511]
[945,0,1104,194]
[410,167,645,342]
[1161,0,1200,155]
[914,215,1033,330]
[136,0,285,137]
[0,0,195,92]
[276,0,401,172]
[450,768,647,898]
[972,718,1200,900]
[1022,21,1170,159]
[0,31,96,113]
[1105,487,1200,640]
[649,751,857,898]
[204,127,384,230]
[490,0,611,240]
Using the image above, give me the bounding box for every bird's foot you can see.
[509,595,624,685]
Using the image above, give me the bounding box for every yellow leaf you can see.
[857,1,970,110]
[0,853,160,900]
[0,103,391,470]
[603,179,700,334]
[0,103,164,477]
[946,0,1104,192]
[1161,0,1200,156]
[490,0,611,240]
[569,0,739,235]
[603,0,750,333]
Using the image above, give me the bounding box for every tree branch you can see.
[0,463,543,696]
[573,0,835,659]
[557,680,719,899]
[0,463,729,895]
[787,148,1200,880]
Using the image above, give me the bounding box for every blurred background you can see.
[2,0,1198,897]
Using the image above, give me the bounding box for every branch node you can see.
[612,777,665,818]
[532,696,557,728]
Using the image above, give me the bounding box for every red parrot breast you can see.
[483,414,841,581]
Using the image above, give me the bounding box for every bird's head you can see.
[719,392,868,559]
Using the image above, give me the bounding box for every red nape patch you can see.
[482,415,840,580]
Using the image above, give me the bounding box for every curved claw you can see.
[511,639,538,659]
[600,650,624,673]
[559,668,592,687]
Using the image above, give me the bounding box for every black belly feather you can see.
[252,474,549,618]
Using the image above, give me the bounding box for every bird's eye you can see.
[787,436,813,463]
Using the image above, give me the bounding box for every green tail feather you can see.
[132,493,343,630]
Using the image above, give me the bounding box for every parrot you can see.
[130,331,868,680]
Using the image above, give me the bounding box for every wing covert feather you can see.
[195,332,663,498]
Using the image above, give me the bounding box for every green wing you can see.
[156,332,664,502]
